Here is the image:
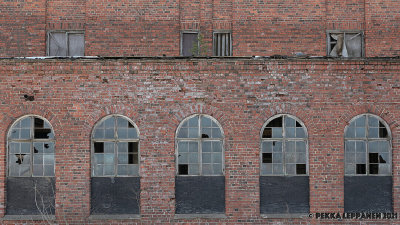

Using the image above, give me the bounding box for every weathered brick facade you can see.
[1,0,400,224]
[0,58,399,224]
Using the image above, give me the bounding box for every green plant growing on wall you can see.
[191,33,207,56]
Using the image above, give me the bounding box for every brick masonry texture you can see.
[1,0,400,57]
[0,58,399,224]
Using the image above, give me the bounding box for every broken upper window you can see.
[327,31,363,58]
[213,32,232,56]
[8,116,55,177]
[345,114,391,175]
[261,115,308,176]
[92,115,139,177]
[176,115,224,175]
[47,31,85,56]
[181,32,199,56]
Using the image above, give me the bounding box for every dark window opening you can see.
[262,128,272,138]
[328,31,363,58]
[379,155,386,163]
[34,118,44,128]
[369,153,379,163]
[34,147,39,153]
[356,164,366,174]
[128,122,135,128]
[34,129,52,139]
[296,121,302,127]
[267,117,282,127]
[202,134,209,138]
[128,142,138,153]
[213,32,232,56]
[296,164,306,174]
[94,142,104,153]
[15,154,26,164]
[379,122,388,138]
[369,164,379,174]
[262,153,272,163]
[179,164,188,175]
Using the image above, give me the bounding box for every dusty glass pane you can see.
[43,142,54,153]
[285,152,295,163]
[286,164,296,175]
[20,165,30,176]
[212,141,222,152]
[94,165,103,176]
[43,154,54,164]
[262,142,272,153]
[188,116,199,127]
[118,153,128,164]
[213,152,222,163]
[178,153,188,164]
[201,128,212,138]
[202,141,211,152]
[355,116,365,127]
[296,128,305,138]
[286,141,295,152]
[213,164,222,175]
[272,128,283,138]
[272,141,282,152]
[33,165,43,176]
[177,127,188,138]
[355,127,365,138]
[345,141,355,152]
[368,128,378,138]
[273,164,283,174]
[261,163,272,175]
[202,164,212,175]
[117,128,128,139]
[94,154,104,164]
[93,128,105,139]
[345,153,355,163]
[34,142,43,153]
[356,141,366,153]
[20,128,31,139]
[104,142,114,153]
[118,142,128,153]
[285,127,295,138]
[379,153,389,164]
[103,165,114,176]
[273,153,283,163]
[33,154,43,165]
[10,129,20,139]
[127,127,138,139]
[9,165,19,176]
[346,126,355,138]
[201,117,212,127]
[128,165,139,176]
[285,117,295,127]
[212,128,222,138]
[188,127,199,138]
[9,143,19,154]
[189,153,198,163]
[117,165,128,175]
[21,117,31,128]
[188,142,198,152]
[188,164,199,175]
[345,163,355,175]
[296,153,306,164]
[178,142,189,153]
[296,141,306,152]
[356,153,366,163]
[379,164,390,175]
[202,153,211,163]
[20,142,30,153]
[44,165,54,176]
[368,116,379,127]
[104,153,114,164]
[104,127,114,139]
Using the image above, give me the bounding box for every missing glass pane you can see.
[179,164,188,175]
[369,153,379,163]
[369,164,379,174]
[128,142,138,153]
[296,164,306,174]
[379,122,388,138]
[128,122,135,128]
[34,128,52,139]
[356,164,366,174]
[262,128,272,138]
[34,118,44,128]
[268,117,282,127]
[262,153,272,163]
[379,155,386,163]
[202,134,209,138]
[15,154,27,164]
[296,121,302,127]
[128,154,138,164]
[94,142,104,153]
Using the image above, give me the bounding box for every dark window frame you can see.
[213,31,232,56]
[47,30,85,56]
[180,31,199,56]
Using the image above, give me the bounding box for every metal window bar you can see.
[214,33,231,56]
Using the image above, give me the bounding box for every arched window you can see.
[345,114,391,175]
[91,115,140,215]
[176,114,224,175]
[8,116,55,177]
[7,115,55,215]
[259,114,309,215]
[91,115,139,177]
[175,114,225,215]
[260,114,308,175]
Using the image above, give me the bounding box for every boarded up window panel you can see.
[182,33,198,56]
[68,33,85,56]
[214,33,231,56]
[49,33,67,56]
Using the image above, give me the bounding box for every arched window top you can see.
[8,115,55,177]
[8,115,55,140]
[176,115,224,176]
[345,114,391,176]
[92,115,139,177]
[345,114,391,140]
[260,114,308,176]
[261,114,307,139]
[177,114,223,139]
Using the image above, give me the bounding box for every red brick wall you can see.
[0,58,399,224]
[1,0,399,57]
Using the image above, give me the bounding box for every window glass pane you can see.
[285,117,295,127]
[20,128,31,139]
[273,164,283,175]
[296,127,305,138]
[104,153,114,164]
[177,127,188,138]
[128,165,139,176]
[117,165,128,176]
[272,141,282,152]
[188,116,198,127]
[213,152,222,163]
[49,32,67,56]
[272,128,283,138]
[33,165,43,176]
[178,142,189,153]
[104,142,114,153]
[188,164,199,175]
[202,164,212,175]
[202,153,211,163]
[68,33,84,56]
[182,33,198,56]
[188,153,199,164]
[188,142,198,152]
[118,154,128,164]
[212,164,222,175]
[201,117,212,127]
[212,141,222,152]
[188,127,199,138]
[103,165,114,176]
[368,116,379,127]
[44,165,54,176]
[211,128,222,138]
[285,127,295,138]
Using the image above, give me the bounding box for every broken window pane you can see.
[94,142,104,153]
[179,164,188,175]
[262,153,272,163]
[296,164,306,174]
[356,164,366,174]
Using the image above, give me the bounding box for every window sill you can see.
[261,213,309,219]
[174,214,226,219]
[2,215,56,221]
[89,214,140,220]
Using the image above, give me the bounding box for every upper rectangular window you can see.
[47,31,84,56]
[327,30,363,58]
[181,32,199,56]
[213,32,232,56]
